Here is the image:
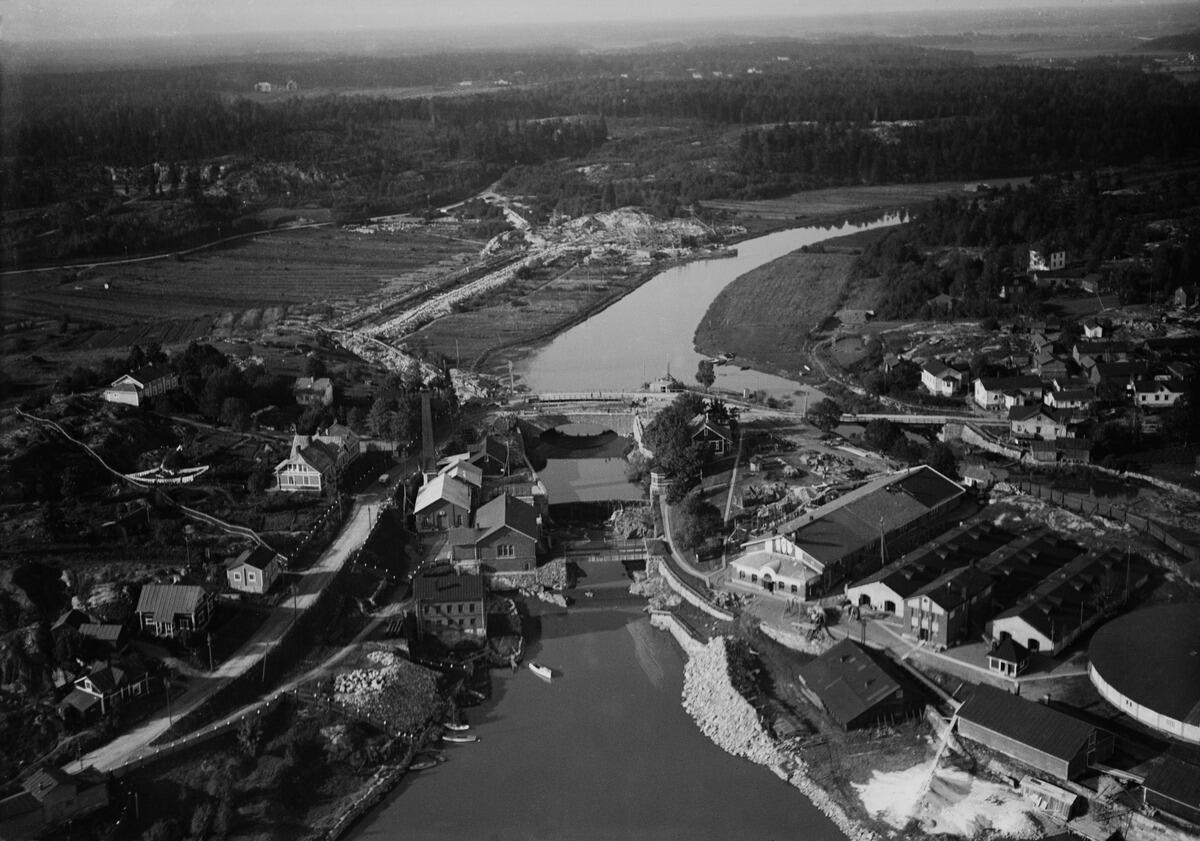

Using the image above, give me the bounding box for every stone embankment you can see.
[680,637,877,841]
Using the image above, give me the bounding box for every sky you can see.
[0,0,1174,44]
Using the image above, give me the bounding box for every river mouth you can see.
[348,608,844,841]
[512,214,902,401]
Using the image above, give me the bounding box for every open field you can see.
[0,227,478,330]
[703,178,1032,225]
[694,252,856,376]
[407,258,653,372]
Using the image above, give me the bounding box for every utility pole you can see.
[164,677,173,726]
[206,633,214,672]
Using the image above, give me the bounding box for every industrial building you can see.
[845,521,1011,617]
[987,549,1140,655]
[736,466,965,600]
[1088,604,1200,745]
[795,640,916,730]
[956,685,1114,781]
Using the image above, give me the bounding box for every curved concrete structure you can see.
[1088,604,1200,745]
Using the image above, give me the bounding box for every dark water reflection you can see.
[348,610,844,841]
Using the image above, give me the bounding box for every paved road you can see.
[76,495,382,772]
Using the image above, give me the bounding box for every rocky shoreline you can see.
[680,636,878,841]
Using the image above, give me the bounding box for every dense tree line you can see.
[856,172,1200,317]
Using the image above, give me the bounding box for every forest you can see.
[5,39,1200,264]
[852,171,1200,318]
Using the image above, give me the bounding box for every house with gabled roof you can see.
[135,584,214,639]
[0,765,109,837]
[1133,378,1186,409]
[1008,404,1073,441]
[225,544,283,594]
[58,657,151,718]
[987,637,1030,678]
[274,435,341,492]
[974,376,1042,410]
[1174,284,1200,310]
[691,414,733,456]
[293,376,334,407]
[449,493,541,575]
[102,364,180,407]
[902,564,993,649]
[796,640,914,730]
[920,359,965,397]
[414,473,473,533]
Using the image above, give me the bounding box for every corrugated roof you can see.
[797,640,902,728]
[412,569,485,603]
[414,473,473,514]
[78,623,124,643]
[912,565,993,611]
[135,584,208,624]
[957,684,1096,762]
[22,766,75,800]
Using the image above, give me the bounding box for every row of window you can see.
[424,602,478,614]
[735,570,800,594]
[430,616,479,627]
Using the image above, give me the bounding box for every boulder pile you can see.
[680,636,878,841]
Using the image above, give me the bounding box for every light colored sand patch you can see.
[916,767,1044,839]
[856,761,1048,838]
[853,758,936,827]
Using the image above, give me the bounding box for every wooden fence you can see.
[1010,480,1200,562]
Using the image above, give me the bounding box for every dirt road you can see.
[76,496,381,772]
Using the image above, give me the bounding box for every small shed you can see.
[1021,776,1081,820]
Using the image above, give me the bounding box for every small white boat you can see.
[528,662,553,681]
[409,758,439,771]
[442,732,479,743]
[443,720,470,732]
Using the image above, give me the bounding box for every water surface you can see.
[350,611,843,841]
[514,216,902,400]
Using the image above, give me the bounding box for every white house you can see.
[135,584,214,639]
[1009,405,1071,441]
[274,434,346,492]
[1133,379,1186,409]
[1029,248,1066,273]
[974,376,1043,410]
[225,545,283,595]
[920,360,965,397]
[102,364,180,407]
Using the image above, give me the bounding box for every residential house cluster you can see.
[921,306,1197,461]
[414,435,548,581]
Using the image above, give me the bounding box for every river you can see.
[349,610,845,841]
[513,214,903,399]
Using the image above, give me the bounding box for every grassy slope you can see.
[694,251,855,375]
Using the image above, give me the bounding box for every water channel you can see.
[513,213,903,399]
[350,610,845,841]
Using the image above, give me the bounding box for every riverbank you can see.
[693,250,858,378]
[478,205,918,383]
[675,634,879,841]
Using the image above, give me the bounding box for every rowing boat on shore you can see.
[528,662,553,681]
[443,719,470,731]
[442,732,479,743]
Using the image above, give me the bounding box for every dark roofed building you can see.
[1088,603,1200,745]
[135,584,214,639]
[902,565,994,649]
[0,765,110,837]
[449,493,542,577]
[956,685,1113,780]
[1142,756,1200,824]
[796,640,914,730]
[987,638,1030,678]
[225,544,283,594]
[412,568,486,639]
